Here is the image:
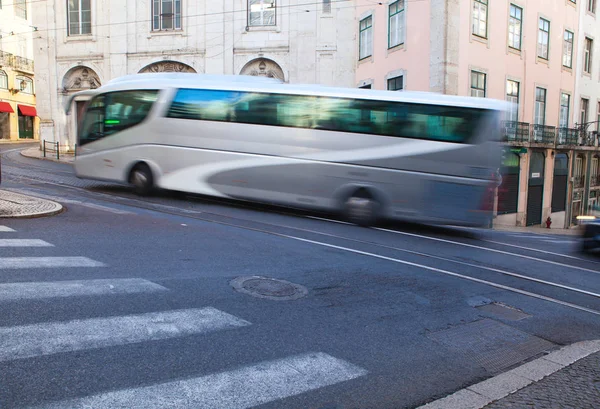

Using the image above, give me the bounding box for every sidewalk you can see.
[20,146,75,164]
[492,224,583,236]
[419,340,600,409]
[0,189,63,218]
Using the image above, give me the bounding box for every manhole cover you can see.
[230,276,308,301]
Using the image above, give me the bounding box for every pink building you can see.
[355,0,600,228]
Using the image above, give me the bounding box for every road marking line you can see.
[375,228,600,275]
[0,257,106,269]
[0,278,168,302]
[35,352,366,409]
[0,226,15,232]
[0,239,53,247]
[279,234,600,316]
[306,216,353,225]
[0,307,250,362]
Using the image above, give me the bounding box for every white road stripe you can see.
[0,239,53,247]
[0,226,15,232]
[0,307,250,362]
[278,234,600,317]
[0,278,168,302]
[0,257,105,269]
[36,352,366,409]
[375,228,600,275]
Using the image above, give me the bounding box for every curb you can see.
[0,189,64,219]
[19,147,74,165]
[417,340,600,409]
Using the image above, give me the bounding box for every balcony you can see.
[12,56,34,74]
[557,128,580,145]
[574,175,585,189]
[501,121,530,143]
[530,124,556,144]
[581,131,598,147]
[0,51,12,68]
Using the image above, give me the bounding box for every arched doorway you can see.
[62,66,102,148]
[138,61,196,74]
[239,58,285,81]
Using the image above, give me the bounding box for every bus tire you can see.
[129,163,154,196]
[343,189,380,227]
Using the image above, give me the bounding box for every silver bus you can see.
[69,73,506,226]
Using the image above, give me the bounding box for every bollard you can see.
[56,142,60,160]
[43,141,46,158]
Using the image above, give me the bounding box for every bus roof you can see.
[66,73,509,113]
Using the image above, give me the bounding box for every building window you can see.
[584,38,593,74]
[534,87,546,125]
[359,16,373,60]
[16,76,33,94]
[152,0,182,31]
[67,0,92,35]
[560,93,570,128]
[537,18,550,60]
[563,31,574,68]
[581,98,589,125]
[470,71,486,97]
[508,4,522,50]
[588,0,596,13]
[15,0,26,19]
[248,0,276,27]
[388,1,404,48]
[387,75,403,91]
[472,0,488,38]
[322,0,331,13]
[0,70,7,89]
[597,102,600,131]
[506,80,519,121]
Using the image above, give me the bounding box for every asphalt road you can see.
[1,143,599,409]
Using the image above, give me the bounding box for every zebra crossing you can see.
[0,225,366,408]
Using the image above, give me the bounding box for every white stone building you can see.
[33,0,356,149]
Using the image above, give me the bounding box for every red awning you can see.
[18,105,36,117]
[0,102,14,113]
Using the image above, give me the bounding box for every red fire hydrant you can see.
[546,217,552,229]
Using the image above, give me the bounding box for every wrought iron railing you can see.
[591,175,600,187]
[574,175,585,189]
[501,121,530,142]
[530,124,556,144]
[12,56,34,73]
[557,128,580,145]
[0,50,12,67]
[581,131,598,147]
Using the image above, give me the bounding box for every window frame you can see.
[537,18,550,60]
[534,87,547,125]
[0,70,7,89]
[506,80,520,122]
[152,0,182,32]
[470,71,486,98]
[581,98,589,125]
[15,0,27,19]
[387,75,404,91]
[560,93,570,128]
[388,0,405,49]
[584,37,593,74]
[588,0,596,13]
[472,0,488,39]
[563,30,574,68]
[359,15,373,60]
[247,0,276,27]
[67,0,92,36]
[508,4,522,50]
[322,0,331,14]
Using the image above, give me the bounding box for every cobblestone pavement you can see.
[484,351,600,409]
[0,189,63,218]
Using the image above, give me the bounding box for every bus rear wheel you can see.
[129,163,154,196]
[343,190,380,227]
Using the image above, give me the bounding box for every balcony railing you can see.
[502,121,530,142]
[530,124,556,144]
[12,56,34,73]
[581,131,598,147]
[574,175,585,189]
[557,128,580,145]
[0,51,12,67]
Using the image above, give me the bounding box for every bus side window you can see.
[79,96,106,146]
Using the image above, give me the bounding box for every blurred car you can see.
[580,213,600,253]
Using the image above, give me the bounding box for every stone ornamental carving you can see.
[62,67,101,92]
[139,61,196,74]
[240,58,285,81]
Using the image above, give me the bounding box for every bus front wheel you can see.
[129,163,154,196]
[343,190,380,227]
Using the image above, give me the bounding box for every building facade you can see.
[33,0,355,151]
[355,0,600,227]
[0,0,38,140]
